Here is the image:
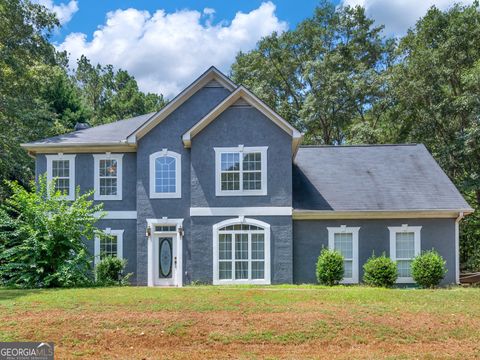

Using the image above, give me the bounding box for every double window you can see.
[94,229,124,266]
[149,150,182,198]
[327,226,360,284]
[213,218,271,284]
[214,146,267,196]
[93,154,123,200]
[389,225,421,283]
[46,154,76,200]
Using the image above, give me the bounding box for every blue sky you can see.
[39,0,474,98]
[54,0,331,43]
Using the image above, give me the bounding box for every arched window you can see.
[149,150,181,198]
[213,218,271,285]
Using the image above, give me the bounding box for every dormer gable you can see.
[182,86,303,156]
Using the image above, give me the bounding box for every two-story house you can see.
[22,67,473,286]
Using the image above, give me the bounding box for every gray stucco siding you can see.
[190,106,293,208]
[93,219,138,283]
[35,153,137,211]
[188,216,293,284]
[293,218,456,285]
[135,86,232,285]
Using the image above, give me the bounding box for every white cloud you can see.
[37,0,79,25]
[58,2,287,97]
[341,0,475,36]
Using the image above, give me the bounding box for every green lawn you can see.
[1,286,479,359]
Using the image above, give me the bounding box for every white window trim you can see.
[327,225,360,284]
[46,154,76,200]
[214,145,268,197]
[213,217,271,285]
[93,153,123,201]
[149,149,181,199]
[389,225,422,283]
[94,228,124,266]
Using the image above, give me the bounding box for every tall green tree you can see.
[74,55,167,126]
[0,0,59,195]
[231,1,394,144]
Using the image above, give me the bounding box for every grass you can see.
[0,285,479,359]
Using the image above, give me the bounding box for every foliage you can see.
[74,55,167,126]
[0,176,104,288]
[95,256,132,286]
[0,2,167,200]
[316,248,344,286]
[411,250,448,288]
[231,1,394,144]
[362,253,398,287]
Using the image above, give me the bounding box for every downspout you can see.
[455,212,464,285]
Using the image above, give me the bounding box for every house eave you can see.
[292,209,474,220]
[20,142,137,155]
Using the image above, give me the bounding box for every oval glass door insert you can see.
[159,238,172,278]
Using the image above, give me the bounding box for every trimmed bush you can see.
[316,248,344,286]
[95,256,132,286]
[411,250,447,288]
[363,253,398,287]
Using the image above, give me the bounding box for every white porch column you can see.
[147,235,154,287]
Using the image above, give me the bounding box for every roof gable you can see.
[182,86,303,155]
[126,66,237,143]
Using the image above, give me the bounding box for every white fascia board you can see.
[190,207,292,216]
[292,209,474,220]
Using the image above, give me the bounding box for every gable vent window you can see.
[214,146,267,196]
[94,154,123,200]
[149,150,182,199]
[46,154,76,200]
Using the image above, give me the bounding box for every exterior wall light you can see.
[146,225,151,237]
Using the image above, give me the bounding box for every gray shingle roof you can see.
[293,144,472,211]
[22,112,155,146]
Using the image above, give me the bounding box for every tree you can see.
[74,56,167,126]
[351,3,480,270]
[231,1,394,144]
[0,0,59,196]
[0,176,104,288]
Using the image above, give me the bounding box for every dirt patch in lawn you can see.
[2,295,480,359]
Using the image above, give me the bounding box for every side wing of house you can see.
[292,145,473,285]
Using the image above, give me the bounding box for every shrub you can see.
[363,253,397,287]
[316,248,344,286]
[0,176,104,288]
[95,256,132,286]
[411,250,447,288]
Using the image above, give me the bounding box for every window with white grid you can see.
[389,225,421,282]
[149,150,181,198]
[214,219,270,284]
[333,233,353,278]
[215,146,267,196]
[94,229,124,266]
[46,154,76,200]
[327,226,360,283]
[94,154,123,200]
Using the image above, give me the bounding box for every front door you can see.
[154,236,176,286]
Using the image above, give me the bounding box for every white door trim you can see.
[147,218,184,287]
